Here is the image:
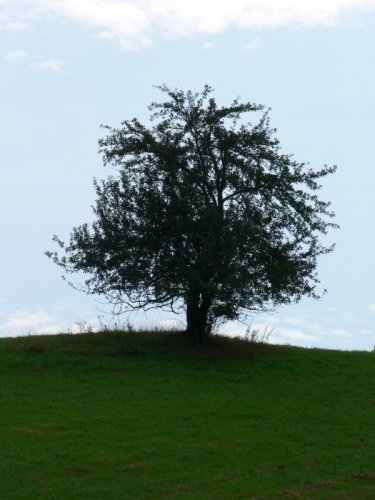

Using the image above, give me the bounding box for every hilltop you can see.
[0,331,374,499]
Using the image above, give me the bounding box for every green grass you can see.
[0,330,374,499]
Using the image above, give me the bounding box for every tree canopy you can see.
[47,85,337,339]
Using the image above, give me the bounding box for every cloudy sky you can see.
[1,0,375,350]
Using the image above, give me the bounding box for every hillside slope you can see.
[0,331,374,499]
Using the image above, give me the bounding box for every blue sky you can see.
[1,0,375,350]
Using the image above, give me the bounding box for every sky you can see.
[1,0,375,350]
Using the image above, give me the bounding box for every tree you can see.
[47,85,337,340]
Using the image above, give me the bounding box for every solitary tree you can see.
[47,85,337,340]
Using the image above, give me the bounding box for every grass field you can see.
[0,330,374,499]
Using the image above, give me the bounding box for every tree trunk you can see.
[185,291,212,341]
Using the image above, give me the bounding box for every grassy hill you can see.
[0,331,374,499]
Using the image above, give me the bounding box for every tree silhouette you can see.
[47,85,337,340]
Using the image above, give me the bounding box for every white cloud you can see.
[32,324,63,335]
[202,41,214,50]
[157,319,183,330]
[279,328,319,342]
[0,0,36,31]
[0,310,62,335]
[321,316,337,324]
[244,38,262,51]
[1,1,375,50]
[5,49,65,74]
[282,314,311,326]
[360,328,373,335]
[368,304,375,312]
[325,306,337,312]
[6,21,30,31]
[31,59,65,73]
[6,311,56,329]
[220,319,275,340]
[220,307,375,349]
[331,328,352,338]
[220,322,246,337]
[5,49,27,61]
[308,323,325,336]
[341,311,356,322]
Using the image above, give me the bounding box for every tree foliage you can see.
[47,85,337,339]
